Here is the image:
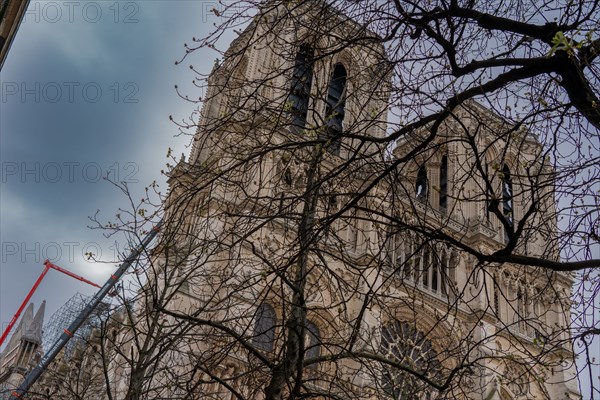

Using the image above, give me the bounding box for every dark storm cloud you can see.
[0,0,235,345]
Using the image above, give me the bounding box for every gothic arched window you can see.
[305,320,321,367]
[324,63,347,155]
[380,321,443,399]
[288,44,314,130]
[431,250,440,292]
[439,155,448,211]
[502,164,514,242]
[494,284,501,316]
[253,303,276,352]
[416,165,428,202]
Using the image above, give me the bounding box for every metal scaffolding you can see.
[42,293,109,361]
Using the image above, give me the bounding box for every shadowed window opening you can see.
[439,155,448,211]
[485,162,491,220]
[288,44,314,130]
[283,168,293,186]
[416,165,428,202]
[323,63,347,155]
[253,303,276,352]
[305,320,321,368]
[502,164,514,242]
[494,285,500,315]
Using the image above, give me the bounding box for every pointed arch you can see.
[253,303,276,352]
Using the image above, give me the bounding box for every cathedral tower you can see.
[157,2,580,399]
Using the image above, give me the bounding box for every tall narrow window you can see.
[439,253,448,296]
[439,155,448,211]
[416,165,428,202]
[305,321,321,368]
[391,236,403,274]
[502,164,514,242]
[485,162,491,221]
[516,289,525,334]
[431,253,439,292]
[253,303,276,352]
[324,63,347,155]
[494,285,500,316]
[288,45,314,130]
[422,246,430,287]
[405,243,417,282]
[387,232,409,279]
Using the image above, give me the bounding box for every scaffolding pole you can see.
[9,222,161,399]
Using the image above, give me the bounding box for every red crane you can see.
[0,259,101,348]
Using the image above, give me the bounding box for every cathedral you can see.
[155,2,581,399]
[1,1,583,399]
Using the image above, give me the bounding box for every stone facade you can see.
[157,3,580,399]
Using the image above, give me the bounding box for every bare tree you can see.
[28,1,598,399]
[165,0,598,398]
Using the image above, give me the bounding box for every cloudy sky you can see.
[0,2,596,397]
[1,0,236,345]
